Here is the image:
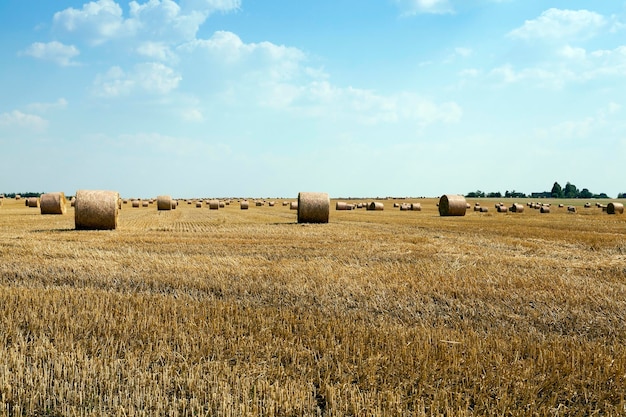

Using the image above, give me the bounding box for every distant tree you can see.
[593,193,609,199]
[618,193,626,199]
[563,182,579,198]
[466,190,485,198]
[579,188,593,199]
[551,182,563,198]
[487,192,502,198]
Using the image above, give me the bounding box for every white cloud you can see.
[393,0,454,16]
[21,41,80,66]
[0,111,48,131]
[136,41,177,61]
[27,98,68,113]
[93,63,181,97]
[559,45,587,60]
[508,9,606,41]
[53,0,240,46]
[53,0,136,45]
[181,108,204,122]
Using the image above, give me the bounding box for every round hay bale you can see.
[438,194,467,217]
[220,201,225,208]
[336,202,351,211]
[74,190,119,230]
[209,200,219,210]
[473,205,481,212]
[297,192,330,224]
[607,202,624,215]
[558,203,564,208]
[282,201,289,206]
[540,206,551,213]
[367,202,384,211]
[196,201,202,208]
[497,205,508,213]
[510,203,524,213]
[157,195,172,210]
[584,202,591,208]
[40,192,67,215]
[290,201,298,210]
[400,203,411,211]
[131,200,140,208]
[568,206,577,213]
[171,200,177,209]
[411,203,422,211]
[240,200,249,210]
[142,200,149,207]
[27,197,39,208]
[479,207,489,213]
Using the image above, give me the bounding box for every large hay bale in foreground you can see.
[298,192,329,224]
[438,194,467,217]
[209,200,220,210]
[240,200,249,210]
[40,192,67,215]
[75,190,119,230]
[157,195,172,210]
[607,202,624,215]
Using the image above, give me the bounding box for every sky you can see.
[1,0,625,199]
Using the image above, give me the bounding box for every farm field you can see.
[1,196,626,416]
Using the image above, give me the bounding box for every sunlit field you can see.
[1,196,625,416]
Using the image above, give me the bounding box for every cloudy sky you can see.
[1,1,625,198]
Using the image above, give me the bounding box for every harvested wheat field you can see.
[1,196,626,416]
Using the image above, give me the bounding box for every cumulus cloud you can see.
[393,0,453,16]
[53,0,240,45]
[21,41,80,66]
[94,62,181,97]
[0,111,48,131]
[508,8,606,41]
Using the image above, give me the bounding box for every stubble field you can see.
[1,196,625,416]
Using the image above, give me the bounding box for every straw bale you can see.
[220,201,225,208]
[171,200,177,209]
[268,201,275,207]
[132,200,140,208]
[196,201,202,208]
[142,200,149,207]
[558,203,564,208]
[367,202,384,211]
[282,201,290,206]
[27,197,39,208]
[607,202,624,215]
[15,195,21,200]
[156,195,172,210]
[209,200,220,210]
[568,206,577,213]
[438,194,467,216]
[479,207,489,213]
[336,202,350,211]
[240,200,249,210]
[474,205,481,212]
[510,203,524,213]
[290,201,298,210]
[584,202,591,208]
[400,203,411,211]
[298,192,330,224]
[74,190,119,230]
[393,203,400,208]
[411,203,422,211]
[497,205,508,213]
[540,206,551,213]
[40,192,67,215]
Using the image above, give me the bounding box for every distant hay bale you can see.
[540,206,551,213]
[466,203,471,209]
[240,200,249,210]
[157,195,172,210]
[220,201,225,208]
[480,207,489,213]
[209,200,219,210]
[411,203,422,211]
[290,201,298,210]
[367,202,384,211]
[15,195,21,200]
[400,203,411,211]
[255,201,263,207]
[196,201,202,208]
[584,202,591,208]
[336,202,351,211]
[298,192,330,224]
[27,197,39,208]
[497,205,508,213]
[171,200,177,209]
[132,200,140,208]
[142,200,149,207]
[438,194,467,217]
[282,201,289,206]
[268,201,275,207]
[558,203,564,208]
[74,190,119,230]
[510,203,524,213]
[607,202,624,215]
[40,192,67,215]
[393,203,400,208]
[568,206,577,213]
[474,205,481,212]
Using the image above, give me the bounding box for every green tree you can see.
[563,182,579,198]
[579,188,593,199]
[551,181,563,198]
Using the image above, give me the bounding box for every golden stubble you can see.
[0,197,625,416]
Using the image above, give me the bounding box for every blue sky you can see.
[1,0,625,198]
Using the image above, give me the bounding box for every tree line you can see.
[466,182,622,199]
